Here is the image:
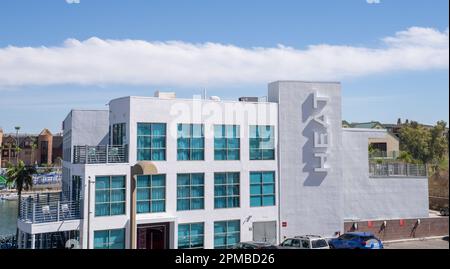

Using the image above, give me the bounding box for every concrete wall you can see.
[342,128,429,221]
[268,81,344,238]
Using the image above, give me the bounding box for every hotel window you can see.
[214,172,240,209]
[250,171,276,207]
[177,173,205,211]
[177,124,204,161]
[214,125,240,160]
[94,229,125,249]
[112,123,126,146]
[214,220,240,249]
[95,176,126,217]
[136,175,166,213]
[249,125,275,160]
[137,123,166,161]
[178,223,204,249]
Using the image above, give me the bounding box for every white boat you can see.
[0,194,18,201]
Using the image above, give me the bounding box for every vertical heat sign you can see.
[312,92,329,173]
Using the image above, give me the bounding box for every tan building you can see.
[368,132,400,159]
[342,121,400,158]
[0,128,63,168]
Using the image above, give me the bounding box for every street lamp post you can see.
[14,126,20,164]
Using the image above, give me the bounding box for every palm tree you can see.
[5,160,36,242]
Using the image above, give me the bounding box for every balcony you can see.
[369,162,427,178]
[369,150,400,159]
[19,193,81,224]
[73,144,128,164]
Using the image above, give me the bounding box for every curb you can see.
[383,235,449,244]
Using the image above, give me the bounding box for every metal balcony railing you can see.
[369,162,427,178]
[19,192,81,224]
[369,151,400,159]
[73,144,128,164]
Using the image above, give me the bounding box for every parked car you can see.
[232,241,279,249]
[279,235,330,249]
[440,207,449,216]
[328,232,383,249]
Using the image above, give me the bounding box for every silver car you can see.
[279,235,330,249]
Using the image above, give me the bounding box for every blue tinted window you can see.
[94,229,125,249]
[177,173,205,211]
[214,220,240,249]
[136,175,166,213]
[178,223,204,249]
[249,126,275,160]
[214,125,240,160]
[177,124,205,160]
[214,173,240,209]
[95,176,126,216]
[137,123,166,161]
[249,171,275,207]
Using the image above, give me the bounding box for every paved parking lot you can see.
[384,237,449,249]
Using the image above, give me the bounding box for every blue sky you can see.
[0,0,448,134]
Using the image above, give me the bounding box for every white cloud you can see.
[66,0,80,4]
[0,26,448,88]
[366,0,381,4]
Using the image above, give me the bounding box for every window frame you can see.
[178,222,205,249]
[94,175,126,217]
[214,172,240,209]
[177,123,205,161]
[137,122,167,161]
[249,125,275,160]
[176,173,205,211]
[249,171,276,207]
[136,174,166,214]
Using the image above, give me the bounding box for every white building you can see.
[16,81,429,249]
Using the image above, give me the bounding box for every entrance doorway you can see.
[137,223,170,249]
[252,221,277,244]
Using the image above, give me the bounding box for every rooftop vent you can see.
[154,91,176,99]
[238,97,259,102]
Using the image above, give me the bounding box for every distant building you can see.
[0,128,63,168]
[342,121,400,159]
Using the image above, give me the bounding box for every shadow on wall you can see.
[302,93,327,186]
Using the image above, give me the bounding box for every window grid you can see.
[250,171,276,207]
[177,124,205,161]
[214,172,240,209]
[177,173,205,211]
[137,123,166,161]
[214,220,241,249]
[249,125,275,160]
[136,175,166,213]
[93,229,125,249]
[95,176,126,217]
[214,125,240,160]
[178,223,205,249]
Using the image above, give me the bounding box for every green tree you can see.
[5,160,37,241]
[399,121,449,168]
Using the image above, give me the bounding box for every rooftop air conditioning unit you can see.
[209,96,221,101]
[154,91,176,99]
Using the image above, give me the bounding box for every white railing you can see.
[19,192,81,224]
[369,162,427,177]
[73,144,128,164]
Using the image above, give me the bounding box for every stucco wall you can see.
[269,81,344,238]
[342,128,429,221]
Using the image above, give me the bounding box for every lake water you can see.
[0,200,18,236]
